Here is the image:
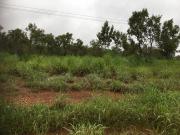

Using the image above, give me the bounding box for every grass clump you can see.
[28,76,68,92]
[71,61,91,77]
[51,95,68,109]
[67,123,105,135]
[49,62,68,75]
[81,74,105,90]
[69,83,82,91]
[109,80,127,93]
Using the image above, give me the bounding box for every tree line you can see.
[0,9,180,58]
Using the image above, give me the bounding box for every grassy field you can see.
[0,52,180,135]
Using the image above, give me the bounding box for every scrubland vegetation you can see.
[0,8,180,135]
[0,53,180,135]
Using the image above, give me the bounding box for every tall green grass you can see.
[0,89,179,135]
[0,53,179,92]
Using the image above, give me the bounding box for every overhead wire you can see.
[0,2,128,25]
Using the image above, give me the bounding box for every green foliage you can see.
[158,19,180,58]
[128,9,150,55]
[97,21,114,49]
[1,8,180,58]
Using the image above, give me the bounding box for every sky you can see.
[0,0,180,46]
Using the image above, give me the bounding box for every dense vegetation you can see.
[0,52,180,135]
[0,53,179,93]
[0,9,180,135]
[0,9,180,58]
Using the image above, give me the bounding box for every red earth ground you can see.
[1,80,153,135]
[3,79,122,106]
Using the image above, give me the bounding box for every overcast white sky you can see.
[0,0,180,45]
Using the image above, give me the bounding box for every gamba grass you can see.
[0,53,180,135]
[0,52,180,93]
[0,89,180,135]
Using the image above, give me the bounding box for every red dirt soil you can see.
[4,79,121,106]
[7,90,121,106]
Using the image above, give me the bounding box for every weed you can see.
[67,123,105,135]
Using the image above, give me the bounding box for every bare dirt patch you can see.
[7,90,121,106]
[3,79,122,106]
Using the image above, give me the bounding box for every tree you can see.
[158,19,180,58]
[55,33,73,55]
[0,25,3,32]
[7,29,30,55]
[26,23,46,54]
[90,40,103,56]
[128,9,149,56]
[43,33,55,54]
[146,15,161,55]
[73,39,87,55]
[0,25,8,52]
[112,31,128,54]
[97,21,114,49]
[128,9,163,57]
